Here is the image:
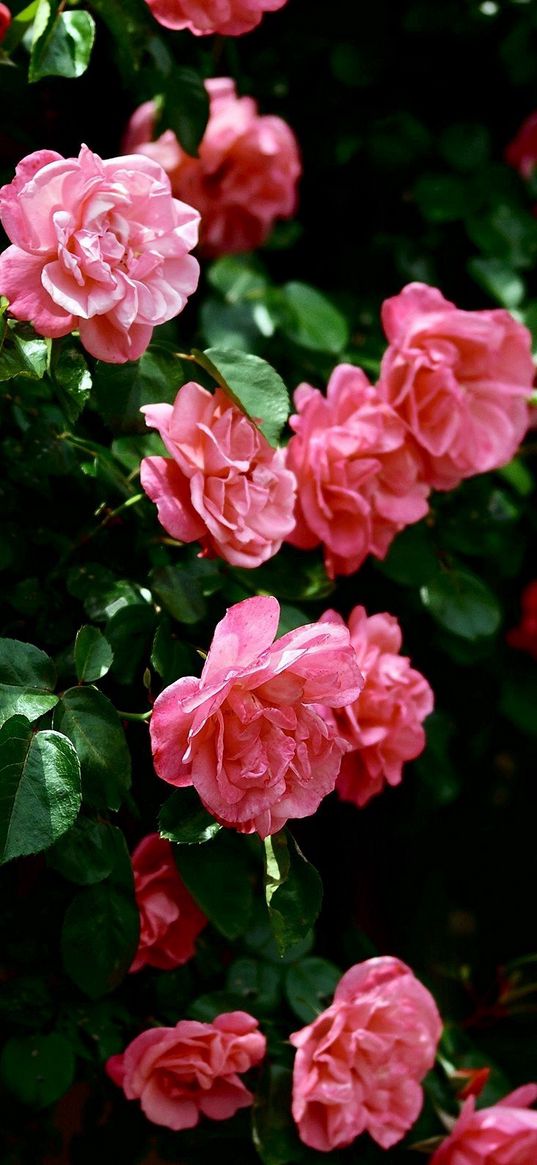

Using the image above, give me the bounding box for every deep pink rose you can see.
[284,363,429,579]
[0,145,199,362]
[320,607,433,807]
[378,283,533,491]
[123,78,300,256]
[149,595,364,838]
[506,112,537,178]
[290,956,442,1153]
[506,580,537,660]
[142,0,287,35]
[0,3,11,42]
[130,833,206,973]
[141,382,297,568]
[106,1012,266,1130]
[430,1087,537,1165]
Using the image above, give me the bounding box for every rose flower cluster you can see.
[1,7,536,1155]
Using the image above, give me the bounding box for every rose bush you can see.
[0,1,536,1164]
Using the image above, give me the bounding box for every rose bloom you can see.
[284,364,429,579]
[123,78,300,256]
[319,607,433,808]
[143,0,287,36]
[290,956,442,1153]
[506,580,537,660]
[0,145,200,363]
[506,112,537,178]
[378,282,533,491]
[130,833,206,973]
[0,4,11,42]
[430,1086,537,1165]
[150,595,364,839]
[141,382,297,568]
[106,1012,266,1131]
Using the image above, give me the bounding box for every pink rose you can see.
[319,607,433,807]
[130,833,206,973]
[123,78,300,256]
[378,282,533,491]
[284,363,429,579]
[142,0,287,36]
[290,956,442,1153]
[141,381,297,568]
[506,112,537,178]
[106,1011,266,1130]
[430,1087,537,1165]
[0,4,11,42]
[149,595,364,838]
[0,145,200,363]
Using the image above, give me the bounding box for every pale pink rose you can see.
[430,1087,537,1165]
[319,607,433,808]
[506,112,537,178]
[142,0,287,36]
[284,364,429,579]
[123,78,300,256]
[290,956,442,1153]
[0,145,200,363]
[149,595,364,839]
[378,283,533,491]
[106,1012,266,1130]
[141,381,297,568]
[130,833,206,973]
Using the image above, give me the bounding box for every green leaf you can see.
[61,883,139,998]
[30,2,96,82]
[264,830,323,956]
[53,687,131,811]
[0,323,50,382]
[439,122,490,172]
[280,282,349,353]
[253,1065,303,1165]
[150,564,208,625]
[47,818,122,885]
[93,346,186,433]
[159,788,222,845]
[0,1034,75,1108]
[106,603,157,686]
[285,957,340,1023]
[227,958,281,1013]
[151,620,198,685]
[51,343,92,424]
[0,638,58,728]
[468,257,525,309]
[421,569,501,641]
[74,626,113,684]
[194,348,290,447]
[377,522,439,587]
[0,716,81,865]
[208,255,268,303]
[158,67,210,157]
[414,173,469,222]
[500,661,537,737]
[175,830,254,940]
[415,711,461,805]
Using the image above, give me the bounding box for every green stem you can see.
[117,709,152,722]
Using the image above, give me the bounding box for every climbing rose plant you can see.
[0,2,536,1163]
